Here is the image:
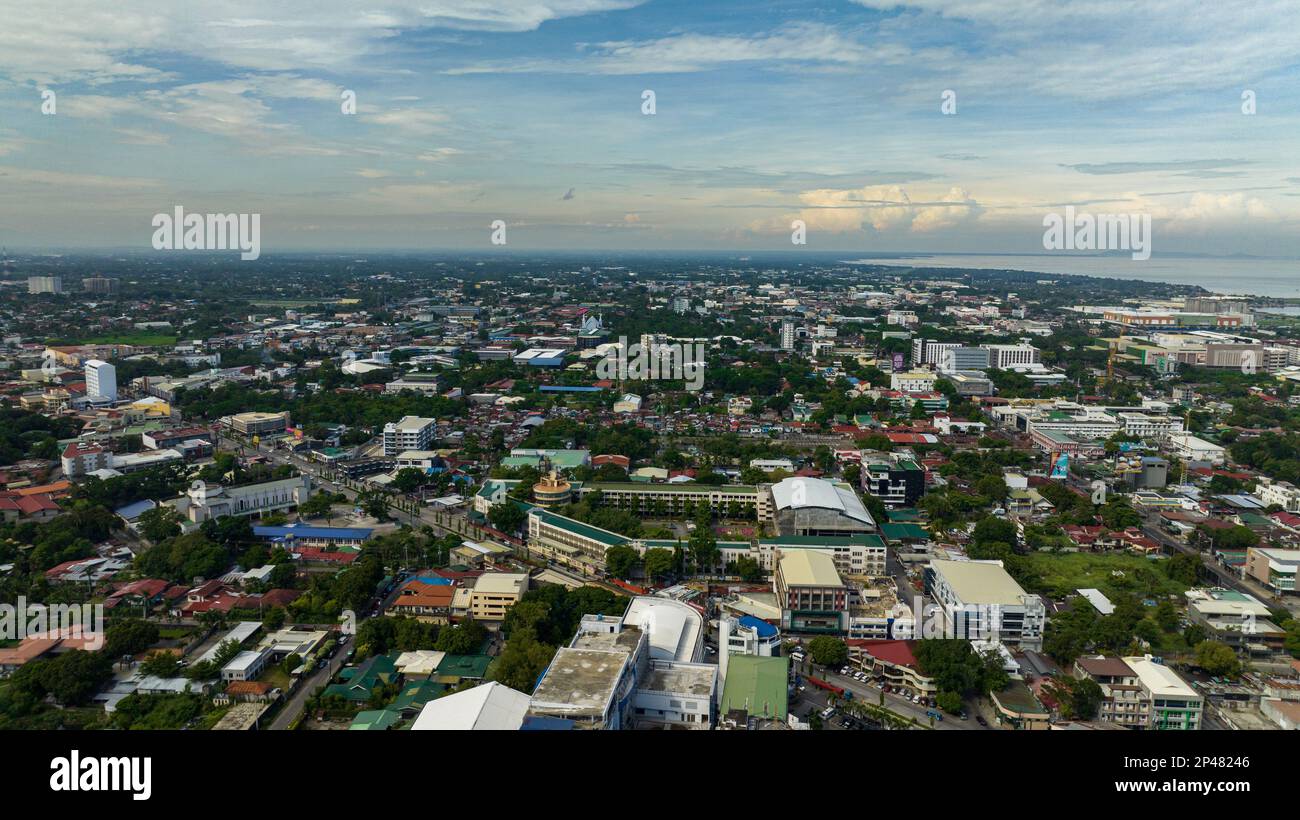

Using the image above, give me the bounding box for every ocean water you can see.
[840,254,1300,299]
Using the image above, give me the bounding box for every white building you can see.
[890,370,938,393]
[780,319,797,350]
[1165,433,1226,465]
[175,477,311,523]
[927,559,1045,650]
[982,343,1041,369]
[85,359,117,402]
[383,416,436,457]
[1124,655,1203,730]
[1255,478,1300,512]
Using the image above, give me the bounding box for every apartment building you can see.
[468,573,529,621]
[382,415,436,456]
[1124,655,1203,730]
[1255,477,1300,513]
[1073,655,1149,728]
[84,359,117,402]
[925,559,1045,650]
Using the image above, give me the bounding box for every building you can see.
[1072,656,1149,728]
[527,605,717,730]
[382,416,436,457]
[911,339,959,367]
[527,507,627,574]
[385,373,444,396]
[780,319,797,351]
[1165,433,1226,465]
[82,276,120,295]
[468,573,529,622]
[513,348,567,367]
[719,615,782,665]
[411,681,532,730]
[769,477,876,537]
[1123,655,1203,730]
[774,550,847,634]
[862,458,925,508]
[848,639,937,699]
[890,370,938,393]
[225,411,291,437]
[222,648,272,682]
[982,343,1041,369]
[1244,547,1300,595]
[1184,588,1287,656]
[176,476,310,523]
[84,359,117,402]
[251,524,374,549]
[61,441,111,478]
[388,577,457,623]
[27,275,64,294]
[718,655,789,726]
[937,346,991,374]
[581,481,769,520]
[531,471,573,508]
[1255,478,1300,513]
[925,559,1045,650]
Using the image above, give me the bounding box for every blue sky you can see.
[1,0,1298,255]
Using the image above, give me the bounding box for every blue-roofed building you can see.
[720,613,782,668]
[115,499,158,524]
[252,524,374,548]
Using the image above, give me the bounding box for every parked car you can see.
[976,715,989,727]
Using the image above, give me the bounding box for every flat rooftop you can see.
[930,559,1028,605]
[640,663,716,697]
[528,647,629,718]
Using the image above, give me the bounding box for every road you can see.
[787,656,985,730]
[269,635,351,730]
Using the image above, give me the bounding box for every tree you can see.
[1049,675,1102,720]
[488,502,526,535]
[392,467,427,494]
[139,651,183,678]
[1194,640,1241,678]
[806,636,848,667]
[727,555,764,582]
[604,545,640,579]
[688,518,719,576]
[103,619,160,659]
[489,628,556,693]
[935,691,963,714]
[974,475,1007,502]
[643,547,675,582]
[139,505,182,542]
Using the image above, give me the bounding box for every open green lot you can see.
[1018,551,1186,600]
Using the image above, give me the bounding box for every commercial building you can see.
[769,477,875,537]
[718,655,789,726]
[225,411,291,437]
[383,415,436,457]
[468,573,529,622]
[27,275,64,294]
[937,346,992,374]
[890,370,938,393]
[1184,588,1287,655]
[982,343,1040,369]
[1165,433,1226,465]
[1124,655,1203,730]
[775,550,847,634]
[84,359,117,402]
[1244,547,1300,594]
[862,458,926,508]
[527,604,717,730]
[925,559,1045,650]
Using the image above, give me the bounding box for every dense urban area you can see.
[3,251,1300,733]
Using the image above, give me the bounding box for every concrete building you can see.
[468,573,529,622]
[1165,433,1226,465]
[1072,655,1149,728]
[176,476,310,523]
[382,416,436,457]
[1184,588,1287,655]
[937,346,991,374]
[27,275,63,294]
[925,559,1045,650]
[982,343,1040,369]
[1244,547,1300,595]
[1255,478,1300,513]
[890,370,938,393]
[84,359,117,402]
[780,319,797,351]
[770,477,876,537]
[775,550,847,634]
[225,411,291,437]
[1124,655,1203,730]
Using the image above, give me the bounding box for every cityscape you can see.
[0,0,1294,799]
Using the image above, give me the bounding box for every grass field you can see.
[1018,551,1187,600]
[80,333,178,346]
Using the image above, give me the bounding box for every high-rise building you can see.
[937,346,991,373]
[383,416,436,456]
[780,319,797,351]
[28,275,64,294]
[82,276,121,295]
[85,359,117,401]
[981,343,1041,369]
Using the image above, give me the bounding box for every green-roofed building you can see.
[349,709,401,730]
[880,522,930,546]
[389,679,447,716]
[434,654,493,684]
[719,655,789,723]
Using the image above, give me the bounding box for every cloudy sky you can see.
[1,0,1298,255]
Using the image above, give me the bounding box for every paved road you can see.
[269,636,351,730]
